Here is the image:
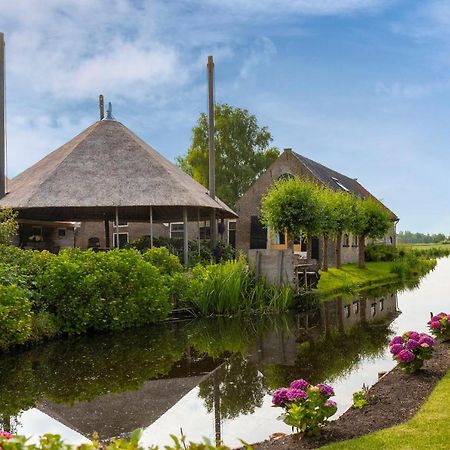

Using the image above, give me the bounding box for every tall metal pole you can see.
[99,94,105,120]
[207,55,217,248]
[183,206,189,266]
[0,33,6,199]
[115,206,120,249]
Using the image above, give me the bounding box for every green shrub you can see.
[142,247,183,275]
[37,249,171,334]
[30,311,60,342]
[0,284,33,350]
[365,244,399,262]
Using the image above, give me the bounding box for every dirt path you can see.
[250,341,450,450]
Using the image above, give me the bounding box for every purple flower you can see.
[325,399,337,409]
[407,331,420,341]
[317,383,335,397]
[405,339,420,350]
[389,336,404,346]
[286,388,308,402]
[418,335,435,347]
[290,378,310,391]
[396,349,415,363]
[272,388,289,406]
[429,320,441,330]
[390,343,404,355]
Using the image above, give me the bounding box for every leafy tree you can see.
[333,192,358,269]
[260,177,322,248]
[0,208,18,245]
[316,188,339,272]
[177,103,279,207]
[352,199,392,268]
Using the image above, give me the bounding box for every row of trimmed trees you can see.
[260,177,392,270]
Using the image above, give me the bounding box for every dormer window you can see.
[332,177,349,192]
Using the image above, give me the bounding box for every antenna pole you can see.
[207,55,217,248]
[99,94,105,120]
[0,33,5,199]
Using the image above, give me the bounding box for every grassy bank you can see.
[321,368,450,450]
[316,257,436,296]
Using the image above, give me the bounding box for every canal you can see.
[1,258,449,447]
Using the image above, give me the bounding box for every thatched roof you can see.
[0,120,236,222]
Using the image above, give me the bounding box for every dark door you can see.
[250,216,267,249]
[312,237,320,260]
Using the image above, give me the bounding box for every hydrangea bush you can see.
[389,331,435,373]
[272,379,337,435]
[428,312,450,341]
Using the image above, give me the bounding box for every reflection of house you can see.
[236,149,399,266]
[38,355,222,440]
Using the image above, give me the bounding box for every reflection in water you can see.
[1,271,438,447]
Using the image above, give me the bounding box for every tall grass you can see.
[187,257,293,316]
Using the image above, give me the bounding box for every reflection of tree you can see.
[0,325,186,417]
[198,355,266,420]
[263,320,392,390]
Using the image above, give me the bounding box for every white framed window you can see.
[343,234,350,247]
[170,222,184,239]
[113,232,129,247]
[352,235,358,247]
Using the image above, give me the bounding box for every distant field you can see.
[398,243,450,250]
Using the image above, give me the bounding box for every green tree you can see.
[352,198,391,268]
[177,103,279,207]
[260,177,322,248]
[333,192,358,269]
[0,208,18,245]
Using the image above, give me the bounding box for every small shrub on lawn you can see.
[142,247,183,275]
[0,284,33,350]
[272,379,337,435]
[428,312,450,341]
[389,331,435,373]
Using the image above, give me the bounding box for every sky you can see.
[0,0,449,233]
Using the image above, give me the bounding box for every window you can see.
[278,173,294,181]
[332,177,349,192]
[170,223,184,239]
[88,237,100,248]
[57,228,66,238]
[371,303,377,317]
[343,234,350,247]
[270,230,286,245]
[380,298,384,311]
[228,221,236,248]
[113,232,129,247]
[250,216,267,249]
[353,301,359,314]
[389,236,393,245]
[352,235,358,247]
[32,226,42,237]
[110,219,128,227]
[344,304,351,318]
[199,225,210,240]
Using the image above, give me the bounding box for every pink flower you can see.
[286,388,308,402]
[272,388,289,406]
[418,335,435,347]
[390,343,404,355]
[396,349,415,363]
[389,336,404,346]
[325,399,337,409]
[406,339,420,350]
[429,320,441,330]
[0,432,12,440]
[406,331,420,341]
[290,379,310,391]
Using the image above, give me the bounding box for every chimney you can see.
[0,33,5,199]
[99,94,105,120]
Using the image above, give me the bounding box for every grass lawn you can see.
[320,368,450,450]
[316,262,398,295]
[399,243,450,251]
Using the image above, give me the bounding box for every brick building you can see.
[235,149,398,266]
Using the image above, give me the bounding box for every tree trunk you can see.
[322,236,329,272]
[306,234,312,260]
[335,233,342,269]
[358,234,366,268]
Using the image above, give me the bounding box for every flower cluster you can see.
[0,432,12,440]
[428,312,450,341]
[272,379,337,434]
[389,331,435,373]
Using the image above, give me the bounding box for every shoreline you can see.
[249,341,450,450]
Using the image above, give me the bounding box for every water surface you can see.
[1,258,449,447]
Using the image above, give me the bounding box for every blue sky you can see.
[0,0,449,233]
